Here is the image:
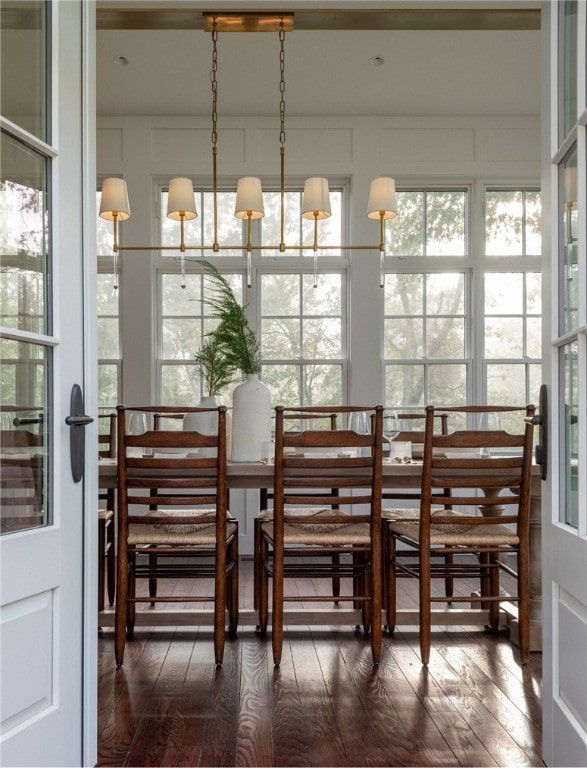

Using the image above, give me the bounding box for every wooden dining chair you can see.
[114,404,238,667]
[258,405,384,666]
[254,411,339,611]
[380,412,454,604]
[98,413,117,610]
[386,404,535,666]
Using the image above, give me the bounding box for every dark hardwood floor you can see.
[97,559,542,767]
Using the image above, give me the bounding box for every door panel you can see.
[542,1,587,765]
[0,2,94,765]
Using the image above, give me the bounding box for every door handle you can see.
[66,384,94,483]
[533,383,548,481]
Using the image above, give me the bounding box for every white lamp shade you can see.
[167,177,198,221]
[235,177,264,219]
[99,177,131,221]
[367,177,397,219]
[301,177,331,220]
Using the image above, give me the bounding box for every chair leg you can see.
[271,541,284,666]
[114,544,128,667]
[258,533,269,634]
[332,552,340,604]
[419,547,432,666]
[489,553,501,631]
[228,535,239,636]
[253,517,261,611]
[127,552,136,640]
[106,518,116,607]
[360,555,371,635]
[214,541,227,667]
[443,547,454,599]
[98,516,106,613]
[148,550,158,605]
[517,546,530,664]
[370,552,382,666]
[386,533,398,633]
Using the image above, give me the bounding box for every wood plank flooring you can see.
[97,559,542,767]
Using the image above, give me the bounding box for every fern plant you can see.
[199,260,261,376]
[195,332,237,397]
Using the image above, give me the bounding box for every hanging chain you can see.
[210,19,218,153]
[279,20,286,149]
[210,18,219,249]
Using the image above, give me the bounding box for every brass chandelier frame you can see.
[100,14,398,288]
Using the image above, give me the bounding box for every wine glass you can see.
[383,411,399,462]
[128,412,149,455]
[348,411,370,435]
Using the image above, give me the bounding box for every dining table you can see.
[98,457,543,651]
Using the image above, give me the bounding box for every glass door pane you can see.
[559,148,579,335]
[560,0,578,140]
[560,342,579,527]
[0,0,47,141]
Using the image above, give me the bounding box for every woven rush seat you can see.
[260,506,352,532]
[388,518,520,546]
[261,519,370,545]
[129,511,238,545]
[382,506,458,521]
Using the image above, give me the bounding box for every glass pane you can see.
[526,317,542,359]
[560,342,578,527]
[486,363,526,405]
[98,364,119,409]
[526,272,542,314]
[485,273,523,314]
[384,274,423,315]
[262,364,300,406]
[97,318,119,358]
[428,364,466,405]
[385,364,424,408]
[96,192,114,257]
[426,191,466,256]
[303,318,341,358]
[528,363,542,407]
[485,191,523,256]
[162,319,201,359]
[261,318,300,358]
[302,273,341,315]
[302,365,342,405]
[560,148,579,334]
[97,274,119,315]
[426,273,464,314]
[0,1,47,140]
[161,364,201,406]
[261,274,299,315]
[162,274,201,315]
[261,191,301,256]
[426,318,465,358]
[387,192,424,256]
[384,318,423,358]
[1,340,49,534]
[561,0,578,140]
[1,133,48,334]
[525,191,542,256]
[485,318,524,358]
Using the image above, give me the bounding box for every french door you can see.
[0,1,97,765]
[542,1,587,765]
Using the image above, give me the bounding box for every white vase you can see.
[231,374,272,462]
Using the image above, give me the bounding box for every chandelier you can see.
[99,13,398,288]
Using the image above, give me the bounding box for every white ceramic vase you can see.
[231,374,272,462]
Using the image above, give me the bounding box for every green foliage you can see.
[199,260,261,375]
[195,332,237,396]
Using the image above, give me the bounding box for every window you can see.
[260,272,345,405]
[159,271,242,405]
[158,184,346,407]
[384,186,541,411]
[96,192,121,409]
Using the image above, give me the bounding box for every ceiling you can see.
[96,3,542,119]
